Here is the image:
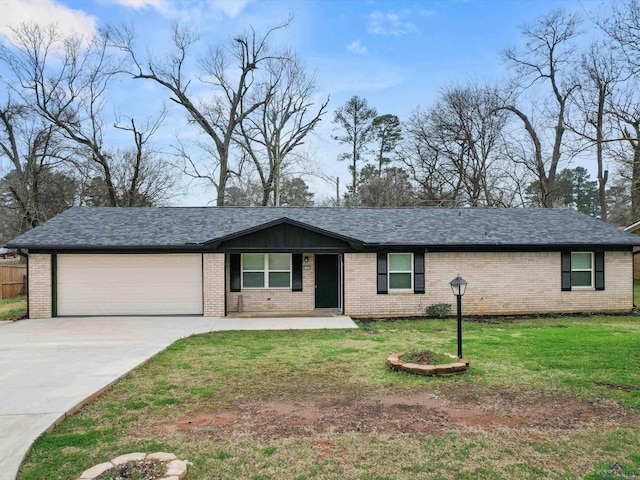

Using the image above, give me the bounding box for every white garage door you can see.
[57,254,203,316]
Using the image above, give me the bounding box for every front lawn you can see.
[19,315,640,480]
[0,295,27,321]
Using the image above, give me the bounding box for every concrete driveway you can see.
[0,315,356,479]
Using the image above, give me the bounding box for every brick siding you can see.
[26,250,632,318]
[203,253,225,316]
[344,251,633,317]
[226,253,316,313]
[28,253,52,319]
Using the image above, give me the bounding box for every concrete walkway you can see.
[0,315,356,479]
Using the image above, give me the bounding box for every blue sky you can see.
[0,0,600,205]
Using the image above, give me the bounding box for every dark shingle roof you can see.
[6,206,639,249]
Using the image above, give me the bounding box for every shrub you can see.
[425,303,452,318]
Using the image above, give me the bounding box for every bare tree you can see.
[500,10,582,207]
[401,107,462,206]
[0,23,121,205]
[569,42,623,222]
[606,79,640,220]
[598,0,640,220]
[112,22,290,206]
[0,99,73,235]
[112,111,175,206]
[436,86,510,205]
[602,0,640,73]
[235,55,328,205]
[401,85,514,207]
[0,22,171,207]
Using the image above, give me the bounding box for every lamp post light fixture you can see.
[449,276,468,359]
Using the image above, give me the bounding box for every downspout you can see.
[17,248,28,319]
[633,250,640,309]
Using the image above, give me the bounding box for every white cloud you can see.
[367,10,418,36]
[211,0,252,18]
[347,40,367,55]
[107,0,165,9]
[104,0,252,18]
[0,0,97,40]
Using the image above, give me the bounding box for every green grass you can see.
[17,315,640,480]
[0,294,26,306]
[0,295,26,320]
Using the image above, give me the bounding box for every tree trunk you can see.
[217,150,227,207]
[596,89,608,222]
[632,143,640,220]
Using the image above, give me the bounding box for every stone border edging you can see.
[387,352,469,376]
[78,452,188,480]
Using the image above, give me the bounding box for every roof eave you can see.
[19,244,205,253]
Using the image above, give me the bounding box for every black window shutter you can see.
[292,254,303,292]
[414,252,425,294]
[595,251,605,290]
[561,251,572,291]
[377,253,388,294]
[230,254,241,292]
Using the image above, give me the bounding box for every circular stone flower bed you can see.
[387,351,469,376]
[78,452,188,480]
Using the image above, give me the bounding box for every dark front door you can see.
[315,254,339,308]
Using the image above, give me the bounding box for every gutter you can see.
[7,242,639,254]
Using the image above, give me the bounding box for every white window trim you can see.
[388,252,414,291]
[571,251,594,289]
[241,253,292,289]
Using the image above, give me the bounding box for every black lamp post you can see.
[449,276,468,359]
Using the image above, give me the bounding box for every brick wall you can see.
[27,250,631,319]
[203,253,225,316]
[344,251,633,317]
[226,253,316,312]
[28,253,52,318]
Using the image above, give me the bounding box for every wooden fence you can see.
[1,264,26,299]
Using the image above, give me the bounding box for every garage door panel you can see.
[57,254,203,316]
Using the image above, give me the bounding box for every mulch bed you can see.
[96,460,166,480]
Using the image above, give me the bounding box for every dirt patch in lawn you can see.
[175,411,239,430]
[162,385,638,441]
[594,381,640,392]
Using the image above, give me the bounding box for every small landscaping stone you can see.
[111,452,146,465]
[165,459,187,477]
[78,452,188,480]
[147,452,177,462]
[80,462,114,479]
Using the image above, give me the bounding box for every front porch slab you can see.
[227,309,341,318]
[214,315,357,330]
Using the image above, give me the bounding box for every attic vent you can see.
[393,224,404,229]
